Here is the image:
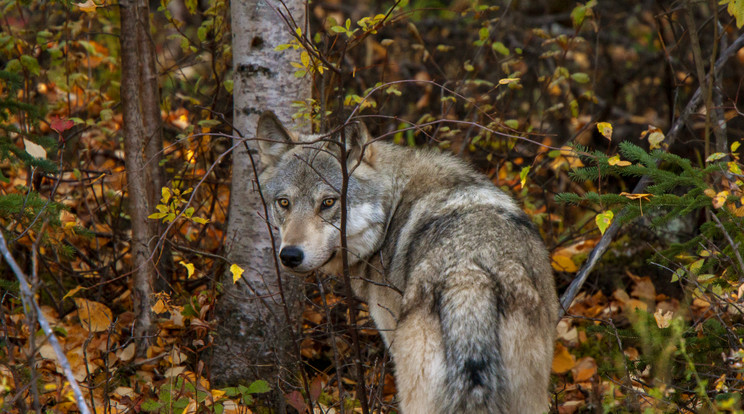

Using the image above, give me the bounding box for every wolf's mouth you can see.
[320,250,337,267]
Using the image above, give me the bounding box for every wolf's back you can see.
[377,145,558,413]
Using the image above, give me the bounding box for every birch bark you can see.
[212,0,310,404]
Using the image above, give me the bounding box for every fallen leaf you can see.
[654,308,673,329]
[556,320,578,344]
[552,342,576,374]
[164,366,186,378]
[23,138,47,159]
[76,0,98,13]
[74,298,113,332]
[571,356,597,382]
[285,390,307,413]
[624,299,648,313]
[552,253,579,272]
[631,276,656,300]
[152,298,168,314]
[118,344,136,362]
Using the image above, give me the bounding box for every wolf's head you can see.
[256,111,389,275]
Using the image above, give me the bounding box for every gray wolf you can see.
[256,111,559,414]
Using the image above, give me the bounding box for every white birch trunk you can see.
[212,0,310,404]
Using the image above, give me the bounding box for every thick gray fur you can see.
[256,111,559,414]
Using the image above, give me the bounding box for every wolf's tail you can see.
[437,273,508,413]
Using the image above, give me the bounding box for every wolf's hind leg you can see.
[390,308,446,414]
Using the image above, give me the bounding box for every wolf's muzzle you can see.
[279,246,304,268]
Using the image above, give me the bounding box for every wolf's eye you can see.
[320,198,337,210]
[277,198,290,209]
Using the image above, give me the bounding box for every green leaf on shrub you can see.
[595,210,613,235]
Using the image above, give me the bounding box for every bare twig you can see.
[559,33,744,317]
[0,230,91,414]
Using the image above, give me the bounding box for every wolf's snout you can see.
[279,246,304,268]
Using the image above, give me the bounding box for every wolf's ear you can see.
[256,111,294,167]
[342,121,376,167]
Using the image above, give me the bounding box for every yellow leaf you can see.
[23,138,47,159]
[76,0,97,13]
[551,253,578,272]
[230,264,244,284]
[161,187,171,203]
[62,285,84,300]
[595,210,613,235]
[712,190,729,209]
[689,258,705,276]
[74,298,113,332]
[619,192,652,200]
[653,308,673,329]
[551,342,576,374]
[180,261,195,278]
[648,130,665,149]
[192,217,209,225]
[596,122,613,140]
[519,166,530,188]
[498,77,520,85]
[300,51,310,68]
[608,155,631,166]
[728,161,742,175]
[732,141,741,153]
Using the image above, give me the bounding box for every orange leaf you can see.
[571,356,597,382]
[552,342,576,374]
[74,298,113,332]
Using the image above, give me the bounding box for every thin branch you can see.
[0,230,91,414]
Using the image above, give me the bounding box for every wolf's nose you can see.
[279,246,304,268]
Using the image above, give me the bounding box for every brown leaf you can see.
[630,276,656,301]
[285,390,307,413]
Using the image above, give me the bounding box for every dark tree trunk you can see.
[119,0,164,353]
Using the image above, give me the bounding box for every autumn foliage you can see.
[2,0,744,413]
